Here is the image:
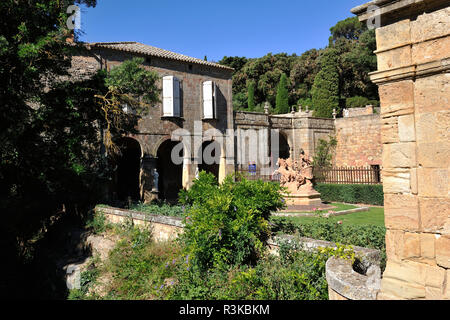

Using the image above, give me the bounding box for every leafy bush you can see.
[271,217,386,271]
[86,211,109,234]
[346,96,380,108]
[178,172,285,271]
[315,183,384,206]
[130,201,188,217]
[169,242,355,300]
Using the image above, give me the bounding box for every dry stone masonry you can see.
[352,0,450,300]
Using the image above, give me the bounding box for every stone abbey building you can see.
[70,41,383,203]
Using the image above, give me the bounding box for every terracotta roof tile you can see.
[89,42,233,71]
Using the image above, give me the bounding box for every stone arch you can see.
[279,131,291,160]
[156,139,183,202]
[197,140,221,179]
[115,137,142,201]
[152,135,173,158]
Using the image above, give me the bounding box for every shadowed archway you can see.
[116,137,142,201]
[156,140,183,202]
[279,133,290,160]
[198,140,221,179]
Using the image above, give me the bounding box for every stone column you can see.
[352,0,450,300]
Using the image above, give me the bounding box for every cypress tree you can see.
[275,73,290,114]
[247,80,256,111]
[311,49,340,118]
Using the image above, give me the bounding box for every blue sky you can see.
[79,0,365,62]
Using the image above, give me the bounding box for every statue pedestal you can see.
[143,190,159,204]
[283,190,322,206]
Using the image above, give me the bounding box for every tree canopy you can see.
[219,16,378,115]
[0,0,159,298]
[275,73,290,114]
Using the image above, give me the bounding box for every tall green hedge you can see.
[315,183,384,206]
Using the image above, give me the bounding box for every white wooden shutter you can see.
[203,81,216,119]
[173,77,181,117]
[162,76,180,117]
[163,76,174,117]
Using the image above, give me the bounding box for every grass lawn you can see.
[284,206,385,227]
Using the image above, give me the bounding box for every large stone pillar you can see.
[353,0,449,300]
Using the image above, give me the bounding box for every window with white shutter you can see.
[203,81,216,119]
[162,76,181,117]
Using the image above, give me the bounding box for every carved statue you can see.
[273,150,315,194]
[152,168,159,192]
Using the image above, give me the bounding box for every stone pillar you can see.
[352,0,450,300]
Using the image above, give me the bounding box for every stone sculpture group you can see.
[273,150,322,206]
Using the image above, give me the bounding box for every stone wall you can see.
[95,206,184,243]
[234,110,382,172]
[334,114,382,167]
[352,0,450,300]
[233,111,335,172]
[70,46,234,201]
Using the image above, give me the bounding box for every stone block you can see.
[424,265,446,289]
[383,260,426,287]
[436,236,450,268]
[420,233,436,260]
[385,229,404,261]
[445,270,450,300]
[417,141,450,168]
[381,117,399,144]
[411,8,450,43]
[383,142,416,168]
[412,36,450,65]
[382,168,411,194]
[417,168,448,197]
[379,80,415,118]
[384,195,419,229]
[420,197,450,234]
[414,74,450,114]
[425,286,443,300]
[377,292,403,300]
[403,232,421,259]
[398,114,416,142]
[410,168,418,194]
[377,45,412,71]
[380,277,425,300]
[375,19,411,53]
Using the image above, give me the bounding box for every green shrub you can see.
[271,217,386,271]
[130,201,188,217]
[86,210,109,234]
[315,183,384,206]
[168,246,354,300]
[178,172,285,271]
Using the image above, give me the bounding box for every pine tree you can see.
[275,73,290,114]
[247,81,256,111]
[311,49,340,118]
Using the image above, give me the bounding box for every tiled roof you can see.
[89,41,233,71]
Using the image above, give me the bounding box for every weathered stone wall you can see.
[95,206,184,243]
[234,111,335,172]
[70,46,234,200]
[334,114,382,167]
[234,110,381,171]
[353,0,450,300]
